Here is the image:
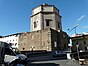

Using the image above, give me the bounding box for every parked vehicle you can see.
[0,41,27,66]
[52,50,67,58]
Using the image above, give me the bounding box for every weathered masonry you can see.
[18,28,69,51]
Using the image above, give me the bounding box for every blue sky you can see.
[0,0,88,36]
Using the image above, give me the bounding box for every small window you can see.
[46,20,49,26]
[16,39,17,41]
[54,41,57,47]
[34,22,37,28]
[84,41,86,44]
[7,40,8,42]
[46,19,51,26]
[10,40,11,42]
[58,23,60,28]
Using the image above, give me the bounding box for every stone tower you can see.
[17,4,69,51]
[30,4,62,32]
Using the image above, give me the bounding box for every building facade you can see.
[30,4,62,32]
[71,33,88,52]
[0,33,20,48]
[18,28,69,51]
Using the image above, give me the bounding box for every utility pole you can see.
[68,24,79,60]
[76,44,80,60]
[69,24,78,35]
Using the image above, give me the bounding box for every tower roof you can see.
[32,3,60,11]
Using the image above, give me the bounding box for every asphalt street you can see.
[29,60,81,66]
[27,55,86,66]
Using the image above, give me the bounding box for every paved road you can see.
[27,55,86,66]
[29,60,81,66]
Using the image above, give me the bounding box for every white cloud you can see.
[83,26,88,28]
[77,15,85,22]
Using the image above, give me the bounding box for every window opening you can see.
[58,23,60,28]
[46,19,52,26]
[84,41,86,44]
[34,22,37,28]
[46,20,50,26]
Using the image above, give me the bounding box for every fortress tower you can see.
[30,4,62,32]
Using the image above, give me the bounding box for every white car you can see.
[4,47,27,66]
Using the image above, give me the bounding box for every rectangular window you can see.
[34,22,37,28]
[54,41,57,47]
[58,23,60,28]
[46,20,50,26]
[46,19,52,26]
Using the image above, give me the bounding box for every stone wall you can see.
[18,28,69,51]
[19,28,52,51]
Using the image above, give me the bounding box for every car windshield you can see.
[12,48,21,54]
